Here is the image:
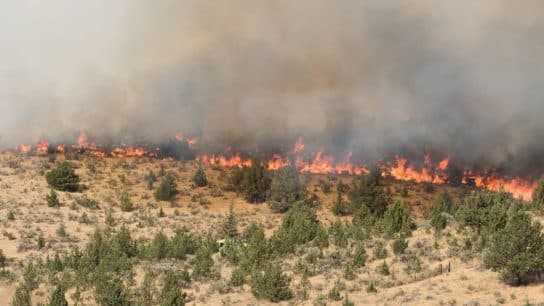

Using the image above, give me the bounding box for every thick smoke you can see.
[1,0,544,174]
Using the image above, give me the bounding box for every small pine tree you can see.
[0,249,7,267]
[45,161,80,192]
[120,191,134,212]
[268,166,303,213]
[192,166,208,187]
[220,203,238,238]
[193,243,215,279]
[251,263,293,302]
[11,283,31,306]
[145,170,157,190]
[331,188,348,216]
[150,231,171,260]
[160,270,187,306]
[352,243,367,268]
[430,199,448,232]
[48,284,68,306]
[382,201,413,236]
[95,277,131,306]
[155,174,178,201]
[392,236,408,255]
[484,209,544,285]
[46,189,60,207]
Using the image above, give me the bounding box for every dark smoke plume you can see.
[1,1,544,175]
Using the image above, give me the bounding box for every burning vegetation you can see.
[16,133,538,201]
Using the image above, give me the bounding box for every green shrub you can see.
[281,202,320,245]
[332,188,349,216]
[456,191,509,234]
[392,236,408,255]
[169,229,197,260]
[268,166,303,213]
[484,210,544,285]
[48,284,68,306]
[95,276,131,306]
[373,241,387,259]
[231,159,271,203]
[381,201,413,236]
[220,203,238,238]
[192,166,208,187]
[145,170,157,190]
[352,243,367,268]
[349,174,390,216]
[251,263,293,302]
[149,231,171,260]
[11,283,31,306]
[45,161,80,192]
[0,249,7,267]
[119,191,134,212]
[160,270,187,306]
[192,243,216,279]
[155,174,178,201]
[46,189,60,207]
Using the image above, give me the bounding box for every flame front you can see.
[14,134,539,201]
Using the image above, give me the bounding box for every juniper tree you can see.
[155,174,178,201]
[381,200,413,236]
[46,189,60,207]
[119,191,134,212]
[484,209,544,285]
[220,203,238,238]
[48,284,68,306]
[251,263,293,302]
[268,166,303,213]
[160,270,187,306]
[45,161,80,192]
[192,166,208,187]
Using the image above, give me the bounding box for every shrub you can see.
[392,236,408,255]
[430,198,448,232]
[381,201,413,236]
[169,229,197,260]
[149,231,171,260]
[46,189,60,207]
[48,284,68,306]
[373,241,387,259]
[160,270,187,306]
[281,202,320,245]
[0,249,7,267]
[456,191,509,234]
[532,175,544,211]
[155,174,178,201]
[349,174,390,216]
[220,203,238,238]
[45,161,80,192]
[251,263,293,302]
[11,283,31,306]
[231,159,271,203]
[192,166,208,187]
[268,166,304,213]
[192,243,216,279]
[119,191,134,212]
[332,188,349,216]
[484,210,544,285]
[145,170,157,190]
[352,243,367,268]
[95,276,131,306]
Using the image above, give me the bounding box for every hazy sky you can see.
[1,1,543,172]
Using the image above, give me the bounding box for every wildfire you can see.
[386,154,449,184]
[12,133,540,201]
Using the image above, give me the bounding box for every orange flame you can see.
[293,137,305,153]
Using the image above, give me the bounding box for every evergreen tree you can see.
[11,284,31,306]
[145,170,157,190]
[192,166,208,187]
[268,166,303,213]
[160,270,187,306]
[349,174,390,216]
[155,174,178,201]
[48,284,68,306]
[95,276,132,306]
[251,263,293,302]
[484,210,544,285]
[382,201,413,236]
[231,159,271,203]
[532,175,544,210]
[120,191,134,212]
[45,161,80,192]
[220,203,238,238]
[46,189,60,207]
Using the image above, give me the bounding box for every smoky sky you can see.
[1,0,544,172]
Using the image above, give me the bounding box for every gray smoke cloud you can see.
[1,0,544,174]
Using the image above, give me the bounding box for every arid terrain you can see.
[0,151,543,306]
